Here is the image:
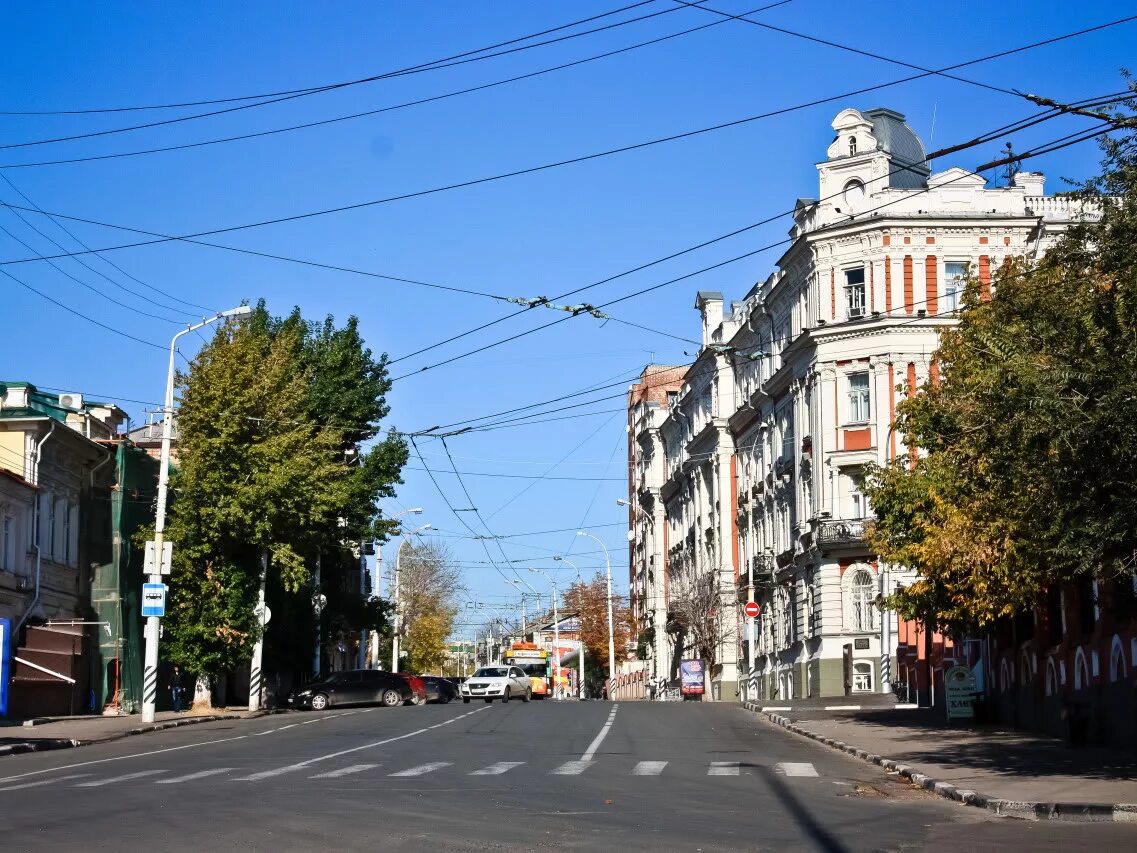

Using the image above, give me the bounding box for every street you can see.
[2,701,1136,852]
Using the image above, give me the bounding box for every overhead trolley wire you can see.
[2,16,1130,275]
[387,91,1134,382]
[0,0,668,115]
[0,2,791,171]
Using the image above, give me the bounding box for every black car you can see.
[420,676,459,704]
[289,670,412,710]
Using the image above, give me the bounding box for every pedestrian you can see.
[169,665,186,712]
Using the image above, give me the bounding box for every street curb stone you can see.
[0,712,262,758]
[739,700,1137,823]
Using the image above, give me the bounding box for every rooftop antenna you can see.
[1000,141,1022,188]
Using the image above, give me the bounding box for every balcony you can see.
[815,517,869,548]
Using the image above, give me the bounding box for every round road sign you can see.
[744,601,760,619]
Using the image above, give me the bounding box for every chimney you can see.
[695,291,724,348]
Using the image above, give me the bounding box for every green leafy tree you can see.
[165,305,407,699]
[866,92,1137,629]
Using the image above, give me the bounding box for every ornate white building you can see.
[630,106,1086,702]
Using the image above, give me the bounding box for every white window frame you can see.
[944,261,967,313]
[846,569,877,632]
[852,661,873,692]
[847,372,871,424]
[2,514,13,573]
[844,268,866,319]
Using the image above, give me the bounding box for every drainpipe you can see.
[16,421,57,634]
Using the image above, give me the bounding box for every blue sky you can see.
[1,1,1133,629]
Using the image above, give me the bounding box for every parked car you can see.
[460,666,532,703]
[420,676,459,704]
[397,673,428,706]
[289,670,411,710]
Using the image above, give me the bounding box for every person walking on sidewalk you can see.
[169,666,186,712]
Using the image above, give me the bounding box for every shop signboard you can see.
[945,665,977,721]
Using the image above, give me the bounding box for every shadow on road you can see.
[750,764,848,853]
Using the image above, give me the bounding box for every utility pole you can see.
[578,531,616,681]
[530,568,561,699]
[248,551,268,712]
[312,553,322,676]
[387,514,427,672]
[142,305,251,724]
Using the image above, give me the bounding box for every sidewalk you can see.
[0,708,272,756]
[745,702,1137,822]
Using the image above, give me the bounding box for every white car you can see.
[461,666,532,703]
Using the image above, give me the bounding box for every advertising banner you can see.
[945,665,977,721]
[680,659,705,695]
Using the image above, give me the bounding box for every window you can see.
[853,661,873,692]
[850,570,876,632]
[63,504,72,566]
[666,391,678,408]
[844,268,866,318]
[47,496,56,560]
[945,262,967,313]
[848,136,857,156]
[847,373,870,423]
[2,515,12,572]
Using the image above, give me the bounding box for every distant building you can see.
[626,365,686,688]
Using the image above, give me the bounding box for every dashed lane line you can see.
[470,761,525,776]
[632,761,668,776]
[231,706,488,782]
[76,769,167,787]
[776,762,819,777]
[707,762,740,777]
[389,762,451,777]
[310,763,379,779]
[551,760,592,776]
[0,735,251,785]
[0,774,90,791]
[156,768,235,785]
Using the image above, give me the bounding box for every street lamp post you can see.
[530,568,561,699]
[577,531,616,683]
[142,305,252,725]
[390,519,429,671]
[554,555,585,698]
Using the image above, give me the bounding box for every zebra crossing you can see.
[0,760,822,791]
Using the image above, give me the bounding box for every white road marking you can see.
[776,762,819,777]
[707,762,740,776]
[231,706,488,782]
[0,734,250,785]
[632,761,668,776]
[580,703,618,761]
[76,769,168,787]
[155,768,235,785]
[470,761,524,776]
[389,762,451,777]
[552,760,592,776]
[0,774,89,791]
[310,763,378,779]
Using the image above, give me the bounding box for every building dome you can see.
[862,108,929,188]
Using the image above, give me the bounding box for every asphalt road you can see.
[1,699,1136,852]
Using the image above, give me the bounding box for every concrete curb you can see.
[741,701,1137,823]
[0,712,268,758]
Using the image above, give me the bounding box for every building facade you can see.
[626,365,686,690]
[630,107,1086,704]
[0,382,126,716]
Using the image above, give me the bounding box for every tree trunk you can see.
[190,675,213,713]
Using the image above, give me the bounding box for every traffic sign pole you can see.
[746,555,757,702]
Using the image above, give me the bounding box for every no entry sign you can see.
[744,601,760,619]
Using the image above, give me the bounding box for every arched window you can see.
[848,135,857,156]
[1074,647,1089,691]
[1110,635,1127,682]
[848,569,876,632]
[1000,658,1012,692]
[1045,658,1058,697]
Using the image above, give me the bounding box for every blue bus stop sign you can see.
[142,583,167,618]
